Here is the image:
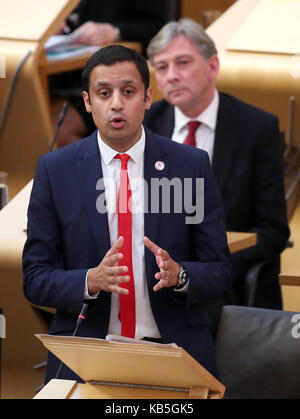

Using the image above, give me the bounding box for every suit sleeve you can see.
[22,156,87,312]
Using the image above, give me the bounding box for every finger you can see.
[110,275,131,295]
[155,270,169,281]
[143,236,161,256]
[106,236,124,258]
[158,258,171,271]
[110,284,129,295]
[105,252,123,267]
[157,247,170,260]
[153,279,166,292]
[108,264,128,276]
[109,274,130,285]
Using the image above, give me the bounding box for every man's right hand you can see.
[87,236,130,295]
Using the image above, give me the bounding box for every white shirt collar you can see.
[174,89,219,133]
[97,126,145,166]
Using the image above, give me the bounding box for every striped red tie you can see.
[184,121,201,147]
[114,153,136,338]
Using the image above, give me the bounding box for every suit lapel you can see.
[76,132,111,257]
[212,93,240,192]
[143,129,169,281]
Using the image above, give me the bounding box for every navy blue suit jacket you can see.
[23,129,230,381]
[144,94,290,309]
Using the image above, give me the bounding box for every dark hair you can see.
[82,45,150,95]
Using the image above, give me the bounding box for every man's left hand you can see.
[143,236,180,291]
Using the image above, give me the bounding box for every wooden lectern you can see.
[34,334,225,399]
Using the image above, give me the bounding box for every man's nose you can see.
[166,64,179,82]
[111,91,123,111]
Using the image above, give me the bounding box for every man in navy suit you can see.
[144,19,290,312]
[23,45,230,382]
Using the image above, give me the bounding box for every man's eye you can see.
[155,65,167,72]
[99,90,110,97]
[178,60,190,66]
[123,88,134,95]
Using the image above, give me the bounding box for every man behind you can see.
[23,45,230,382]
[144,18,290,310]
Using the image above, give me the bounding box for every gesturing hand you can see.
[87,236,130,296]
[143,236,180,292]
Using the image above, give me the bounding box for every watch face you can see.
[179,268,187,286]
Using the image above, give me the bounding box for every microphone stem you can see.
[49,102,68,152]
[54,303,89,380]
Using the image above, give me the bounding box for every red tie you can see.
[114,153,136,338]
[184,121,201,147]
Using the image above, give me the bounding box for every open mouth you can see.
[110,116,126,129]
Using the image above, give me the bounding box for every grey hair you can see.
[147,18,218,64]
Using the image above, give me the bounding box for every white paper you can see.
[106,334,178,348]
[44,33,100,61]
[44,32,84,52]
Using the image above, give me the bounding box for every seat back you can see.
[216,305,300,399]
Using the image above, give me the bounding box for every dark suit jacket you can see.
[144,93,290,309]
[23,129,230,382]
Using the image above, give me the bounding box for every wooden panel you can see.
[181,0,235,24]
[0,0,79,44]
[227,0,300,55]
[0,42,52,199]
[0,0,81,200]
[0,182,51,398]
[226,232,256,253]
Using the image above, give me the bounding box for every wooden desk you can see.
[227,231,256,253]
[0,0,81,200]
[0,182,49,399]
[0,0,144,201]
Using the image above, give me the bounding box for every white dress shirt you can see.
[86,127,161,339]
[172,89,219,163]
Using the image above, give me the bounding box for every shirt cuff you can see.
[84,269,99,300]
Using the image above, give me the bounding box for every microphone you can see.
[72,303,89,337]
[49,102,69,152]
[54,302,89,380]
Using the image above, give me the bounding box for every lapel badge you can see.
[155,161,165,171]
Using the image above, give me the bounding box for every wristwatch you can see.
[174,264,189,289]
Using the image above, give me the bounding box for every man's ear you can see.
[83,91,92,113]
[208,55,220,81]
[145,87,152,110]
